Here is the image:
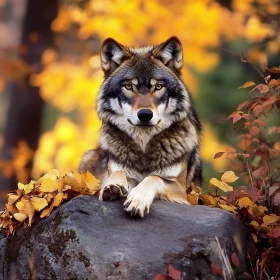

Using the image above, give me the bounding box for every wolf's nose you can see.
[137,109,153,122]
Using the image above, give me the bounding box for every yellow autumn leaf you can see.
[73,170,82,184]
[221,171,239,183]
[7,194,20,205]
[15,199,35,226]
[56,177,64,192]
[40,192,65,218]
[40,169,60,181]
[251,233,258,243]
[219,203,238,214]
[262,214,280,226]
[210,178,233,192]
[190,182,201,193]
[13,213,27,222]
[18,181,35,194]
[199,194,216,205]
[30,197,48,211]
[187,193,198,205]
[238,81,256,89]
[238,197,253,208]
[250,220,259,228]
[39,178,58,192]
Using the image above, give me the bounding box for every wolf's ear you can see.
[100,38,131,75]
[153,37,183,72]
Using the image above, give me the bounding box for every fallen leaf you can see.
[7,194,20,205]
[231,253,239,267]
[13,213,27,222]
[40,169,59,181]
[39,178,58,192]
[262,214,280,226]
[211,263,223,276]
[267,226,280,238]
[30,197,48,211]
[238,197,253,208]
[187,194,198,205]
[154,274,167,280]
[18,181,35,194]
[15,199,35,226]
[218,203,237,214]
[251,233,258,243]
[168,264,181,280]
[199,194,216,205]
[210,178,233,192]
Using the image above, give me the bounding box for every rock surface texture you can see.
[0,196,248,280]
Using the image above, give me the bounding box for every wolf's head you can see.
[97,37,193,137]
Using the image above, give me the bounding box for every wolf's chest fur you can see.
[100,119,196,174]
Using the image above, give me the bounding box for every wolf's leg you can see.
[99,171,130,201]
[124,176,189,217]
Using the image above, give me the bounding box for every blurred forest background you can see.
[0,0,279,206]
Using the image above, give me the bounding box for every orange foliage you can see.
[29,0,280,177]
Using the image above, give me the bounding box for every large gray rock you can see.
[0,196,248,280]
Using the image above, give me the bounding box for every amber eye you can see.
[155,84,163,91]
[124,84,133,90]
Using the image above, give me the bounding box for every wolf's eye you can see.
[124,84,133,90]
[155,84,163,91]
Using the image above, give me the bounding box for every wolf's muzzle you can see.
[137,109,153,122]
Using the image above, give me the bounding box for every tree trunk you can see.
[0,0,58,201]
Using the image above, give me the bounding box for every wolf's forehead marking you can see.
[132,78,138,85]
[150,78,157,85]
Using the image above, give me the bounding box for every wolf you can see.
[78,36,202,217]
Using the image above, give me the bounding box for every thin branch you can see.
[246,158,254,187]
[221,48,265,79]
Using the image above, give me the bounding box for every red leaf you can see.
[268,67,280,73]
[239,138,252,151]
[263,104,273,114]
[231,253,240,267]
[269,148,278,159]
[211,263,223,276]
[237,100,249,111]
[268,79,280,87]
[233,114,242,124]
[262,96,277,107]
[252,167,269,179]
[168,264,181,280]
[253,119,266,128]
[257,84,269,94]
[273,192,280,206]
[154,274,168,280]
[226,147,237,161]
[249,127,259,136]
[214,152,224,159]
[253,105,263,117]
[250,84,269,94]
[267,226,280,238]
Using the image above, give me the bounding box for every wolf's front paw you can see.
[123,188,153,218]
[99,184,128,201]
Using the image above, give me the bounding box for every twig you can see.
[221,48,265,79]
[246,158,254,188]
